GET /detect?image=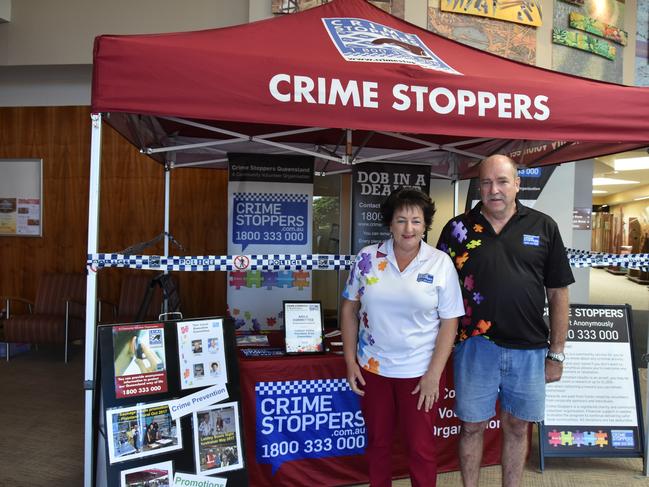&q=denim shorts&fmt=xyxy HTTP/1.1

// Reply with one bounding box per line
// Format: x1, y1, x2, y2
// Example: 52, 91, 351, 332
453, 336, 546, 423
